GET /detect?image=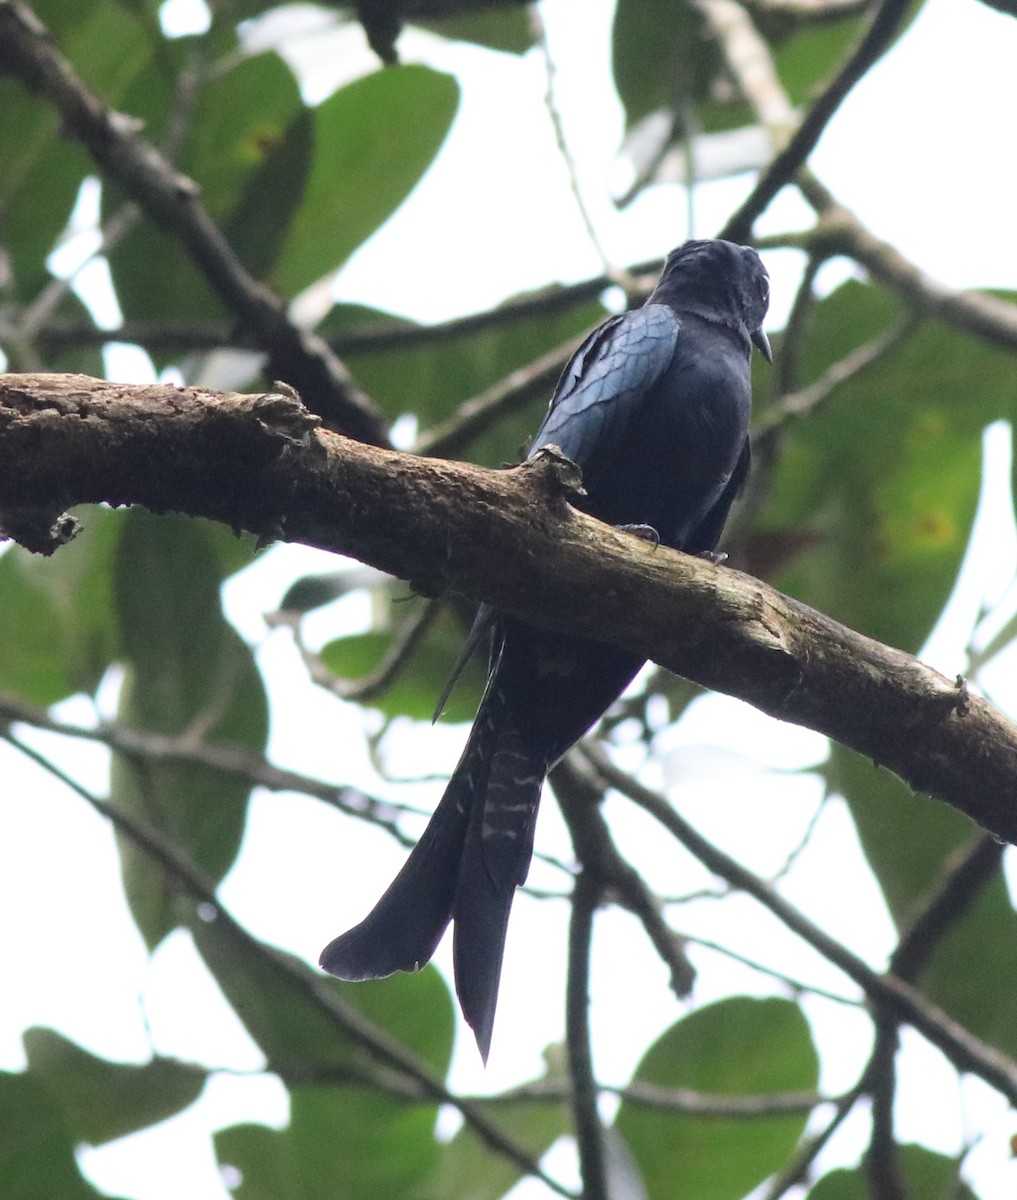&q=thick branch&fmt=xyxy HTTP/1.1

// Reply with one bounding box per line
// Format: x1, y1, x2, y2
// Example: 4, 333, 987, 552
0, 0, 388, 445
3, 373, 1017, 848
